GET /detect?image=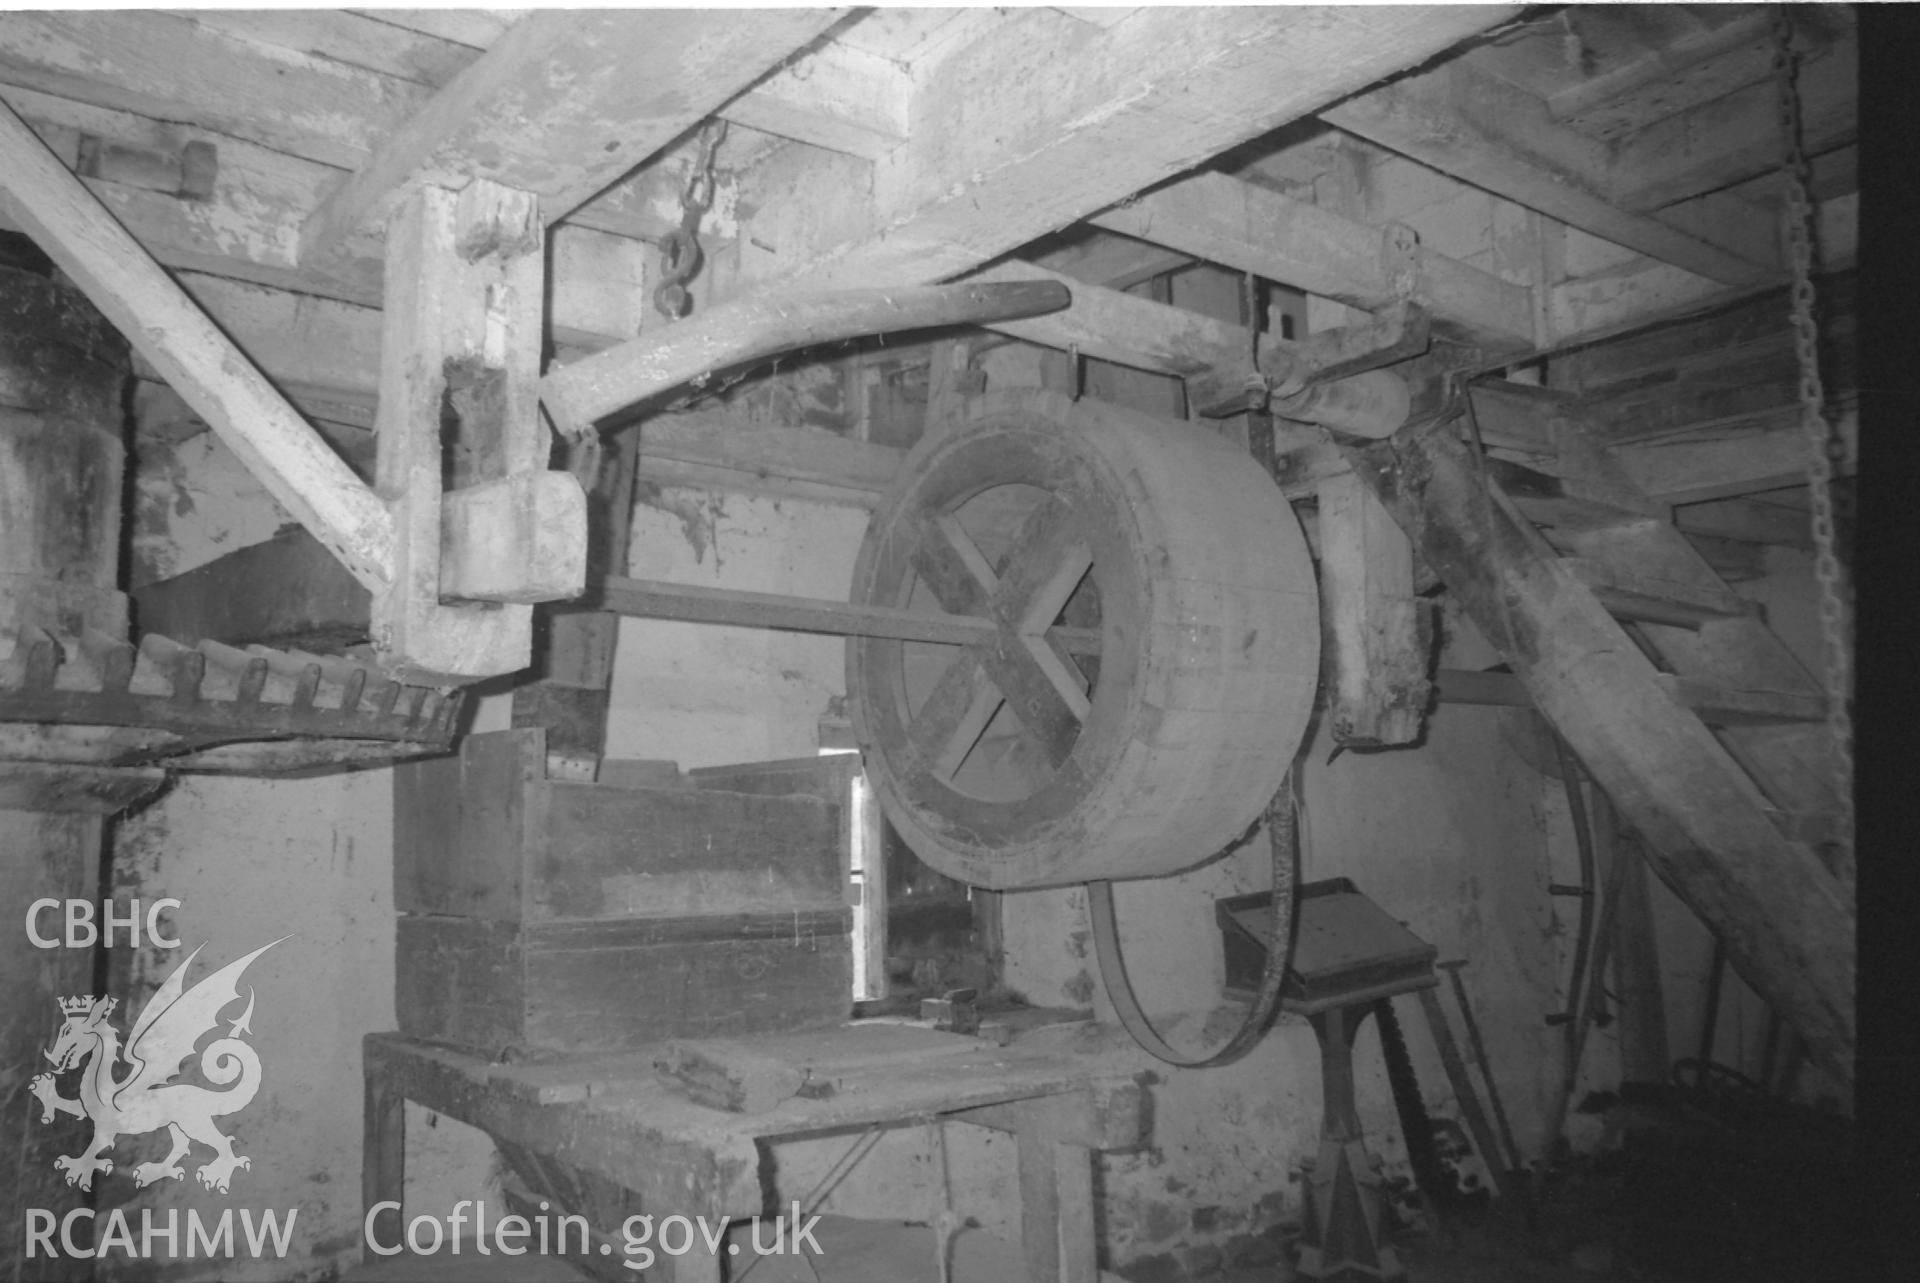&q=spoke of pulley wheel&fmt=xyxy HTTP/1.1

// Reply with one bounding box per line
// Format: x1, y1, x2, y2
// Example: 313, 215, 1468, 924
901, 496, 1092, 770
909, 513, 999, 616
996, 496, 1093, 635
907, 651, 1006, 780
991, 496, 1095, 717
